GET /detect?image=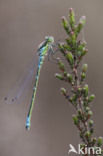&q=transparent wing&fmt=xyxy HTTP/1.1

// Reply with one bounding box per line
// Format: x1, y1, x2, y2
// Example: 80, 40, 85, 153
37, 40, 46, 51
2, 56, 36, 105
